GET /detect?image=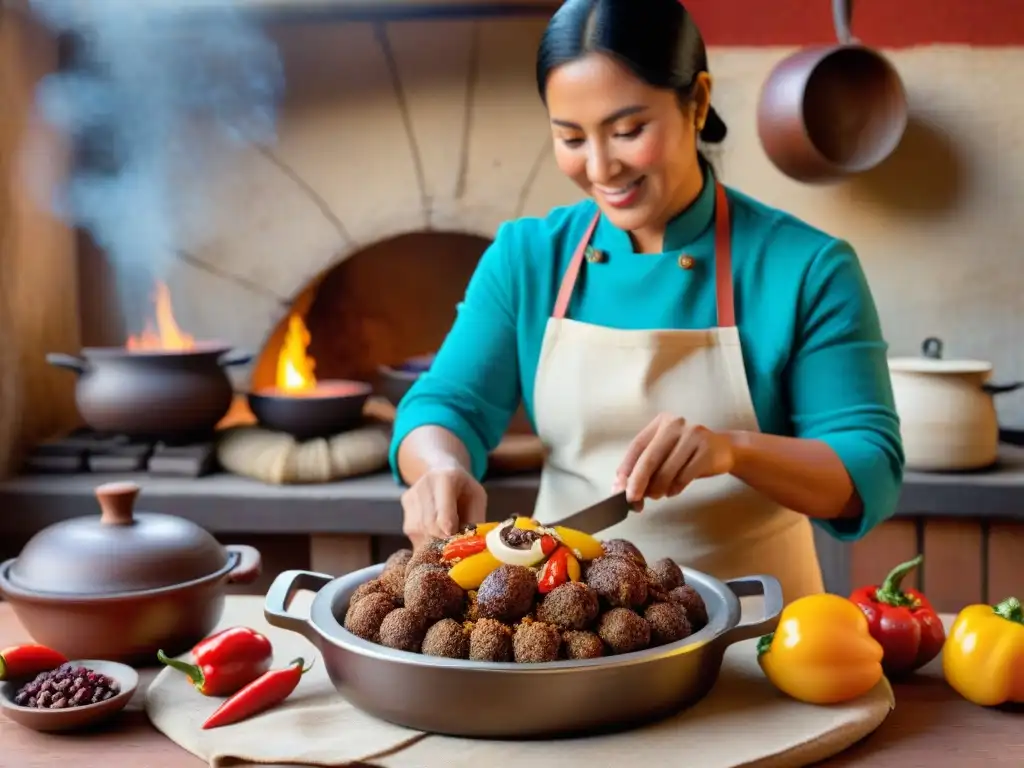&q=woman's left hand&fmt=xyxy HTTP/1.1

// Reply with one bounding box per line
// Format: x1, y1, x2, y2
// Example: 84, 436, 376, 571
614, 413, 736, 510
